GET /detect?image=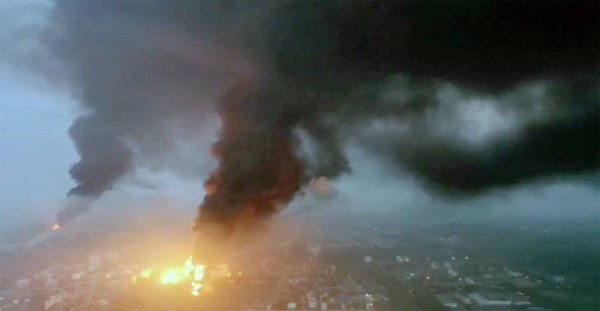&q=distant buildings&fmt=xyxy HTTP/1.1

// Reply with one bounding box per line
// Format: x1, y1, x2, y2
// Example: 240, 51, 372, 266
434, 293, 458, 309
